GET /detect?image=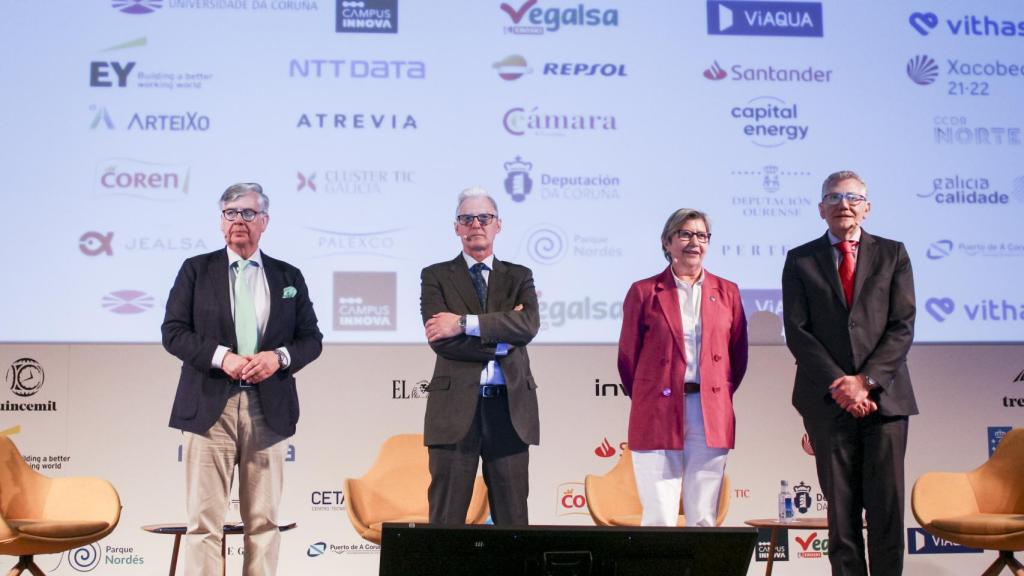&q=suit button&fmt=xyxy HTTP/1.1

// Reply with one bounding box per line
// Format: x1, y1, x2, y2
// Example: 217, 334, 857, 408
713, 354, 722, 362
849, 321, 856, 329
661, 388, 672, 397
